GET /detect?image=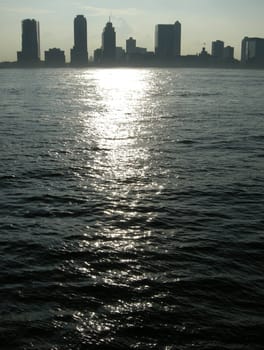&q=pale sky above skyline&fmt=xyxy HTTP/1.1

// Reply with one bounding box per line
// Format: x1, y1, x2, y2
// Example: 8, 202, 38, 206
0, 0, 263, 62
